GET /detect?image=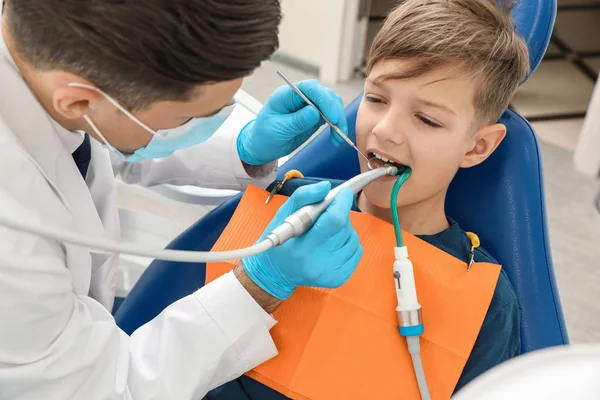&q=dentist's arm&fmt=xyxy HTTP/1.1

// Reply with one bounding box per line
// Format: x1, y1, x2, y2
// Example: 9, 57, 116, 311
112, 80, 348, 191
235, 265, 282, 313
0, 183, 361, 400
